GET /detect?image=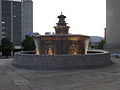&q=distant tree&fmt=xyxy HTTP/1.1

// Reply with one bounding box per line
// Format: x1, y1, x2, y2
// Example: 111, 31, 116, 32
1, 38, 14, 57
96, 40, 106, 49
21, 35, 35, 51
89, 41, 98, 49
89, 42, 94, 49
